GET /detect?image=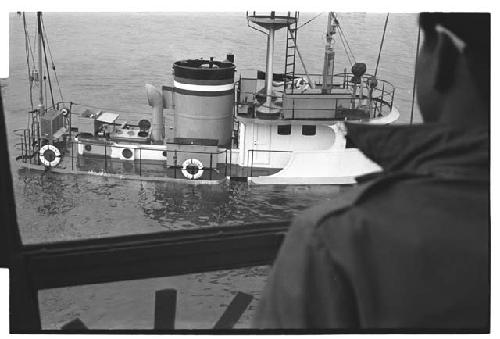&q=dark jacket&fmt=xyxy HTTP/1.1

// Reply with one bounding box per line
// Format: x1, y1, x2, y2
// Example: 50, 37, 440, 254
254, 123, 489, 331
